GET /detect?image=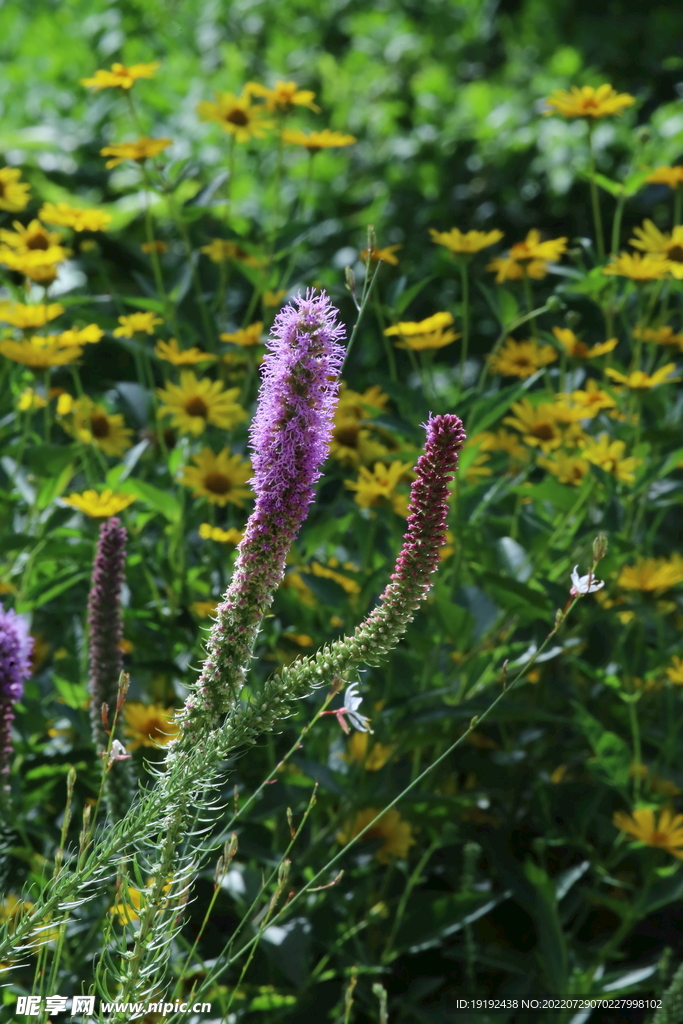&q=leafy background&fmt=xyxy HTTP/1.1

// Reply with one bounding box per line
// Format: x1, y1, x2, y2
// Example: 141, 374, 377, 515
2, 1, 683, 1023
